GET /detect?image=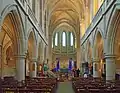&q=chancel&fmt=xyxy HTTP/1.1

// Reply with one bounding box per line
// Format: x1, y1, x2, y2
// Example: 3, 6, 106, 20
1, 0, 120, 93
